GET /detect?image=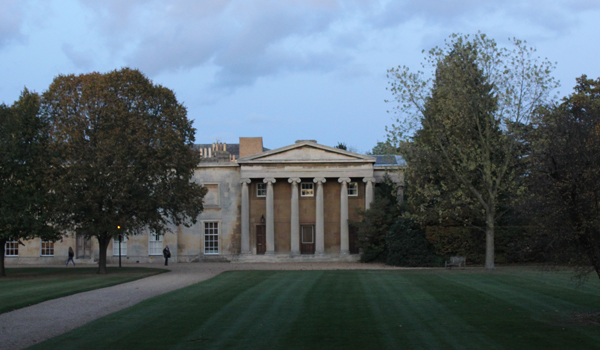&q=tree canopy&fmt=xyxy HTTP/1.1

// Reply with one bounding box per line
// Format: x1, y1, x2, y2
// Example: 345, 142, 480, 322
43, 68, 207, 274
527, 75, 600, 279
386, 33, 558, 269
351, 175, 400, 263
0, 90, 59, 277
